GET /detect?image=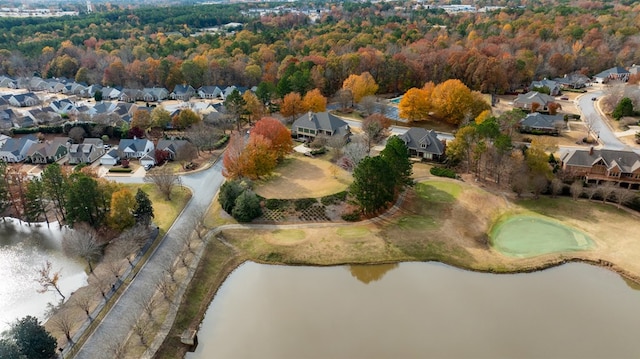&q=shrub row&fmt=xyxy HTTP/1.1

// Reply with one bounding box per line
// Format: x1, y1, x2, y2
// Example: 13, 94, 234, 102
265, 198, 289, 210
294, 198, 317, 211
430, 166, 457, 179
321, 191, 347, 205
341, 211, 361, 221
214, 135, 229, 149
108, 167, 133, 173
12, 125, 64, 135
